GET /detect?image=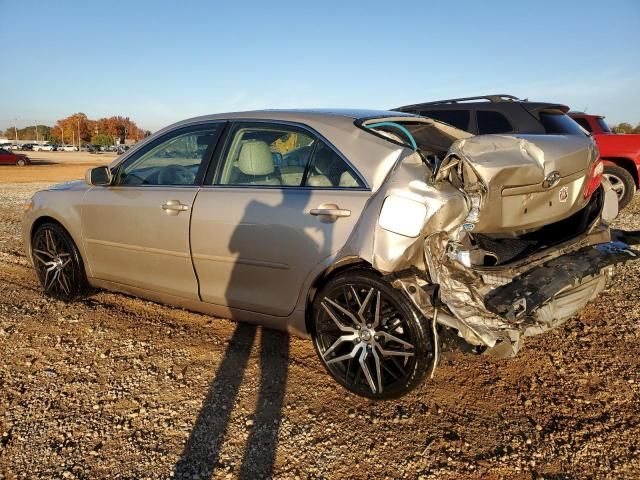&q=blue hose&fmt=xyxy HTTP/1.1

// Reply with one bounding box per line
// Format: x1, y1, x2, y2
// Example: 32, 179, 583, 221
365, 121, 418, 150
